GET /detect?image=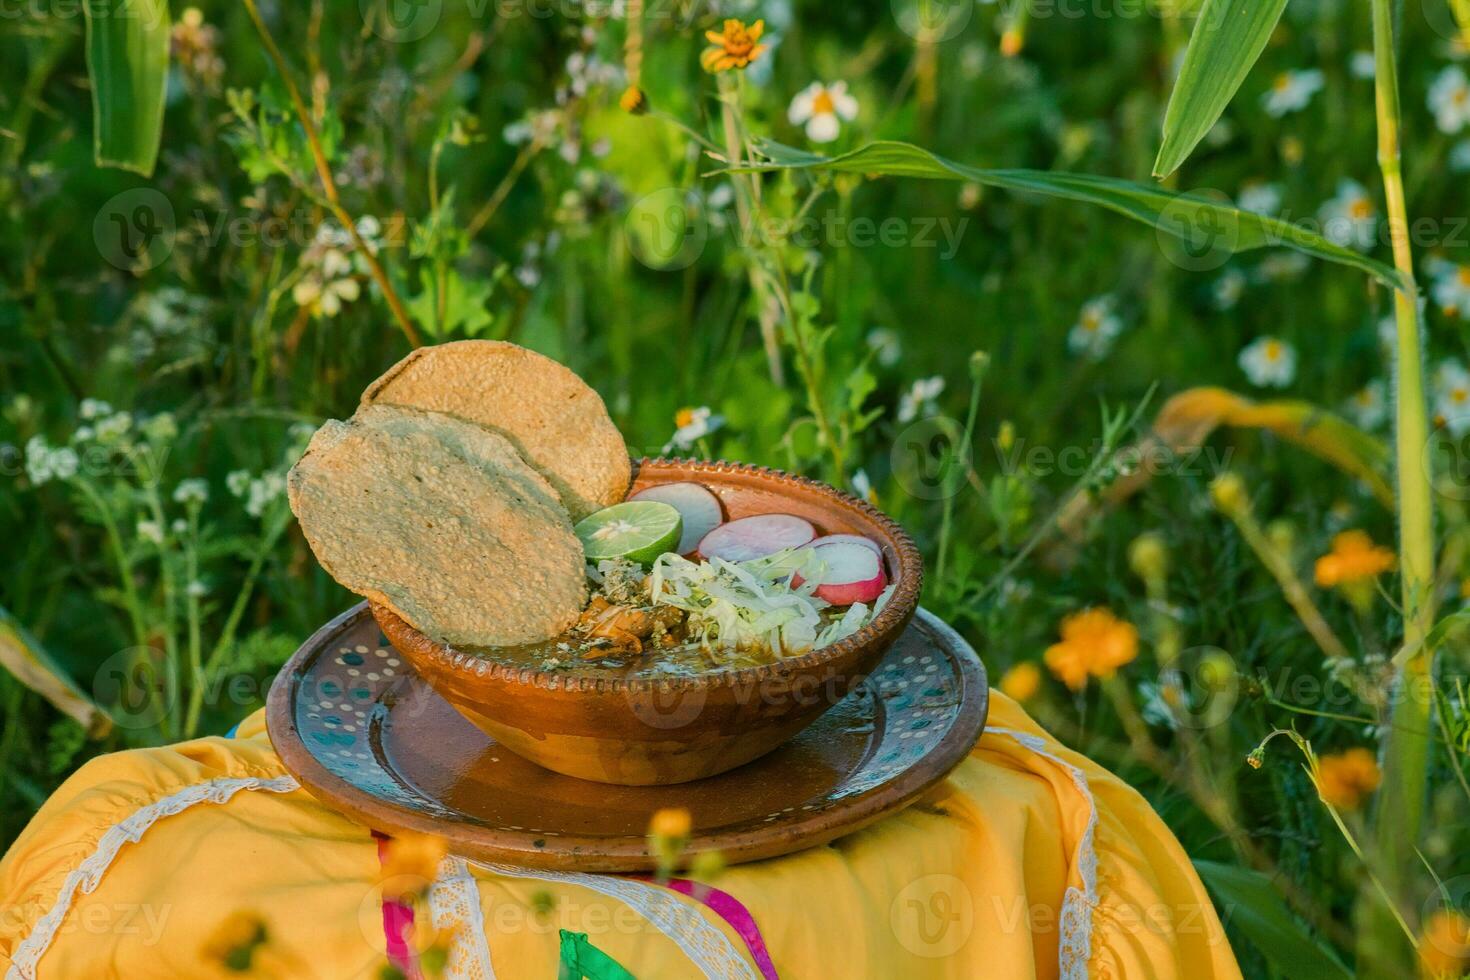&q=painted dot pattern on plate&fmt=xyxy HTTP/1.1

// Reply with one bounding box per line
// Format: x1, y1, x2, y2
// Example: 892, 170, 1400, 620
288, 607, 978, 846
